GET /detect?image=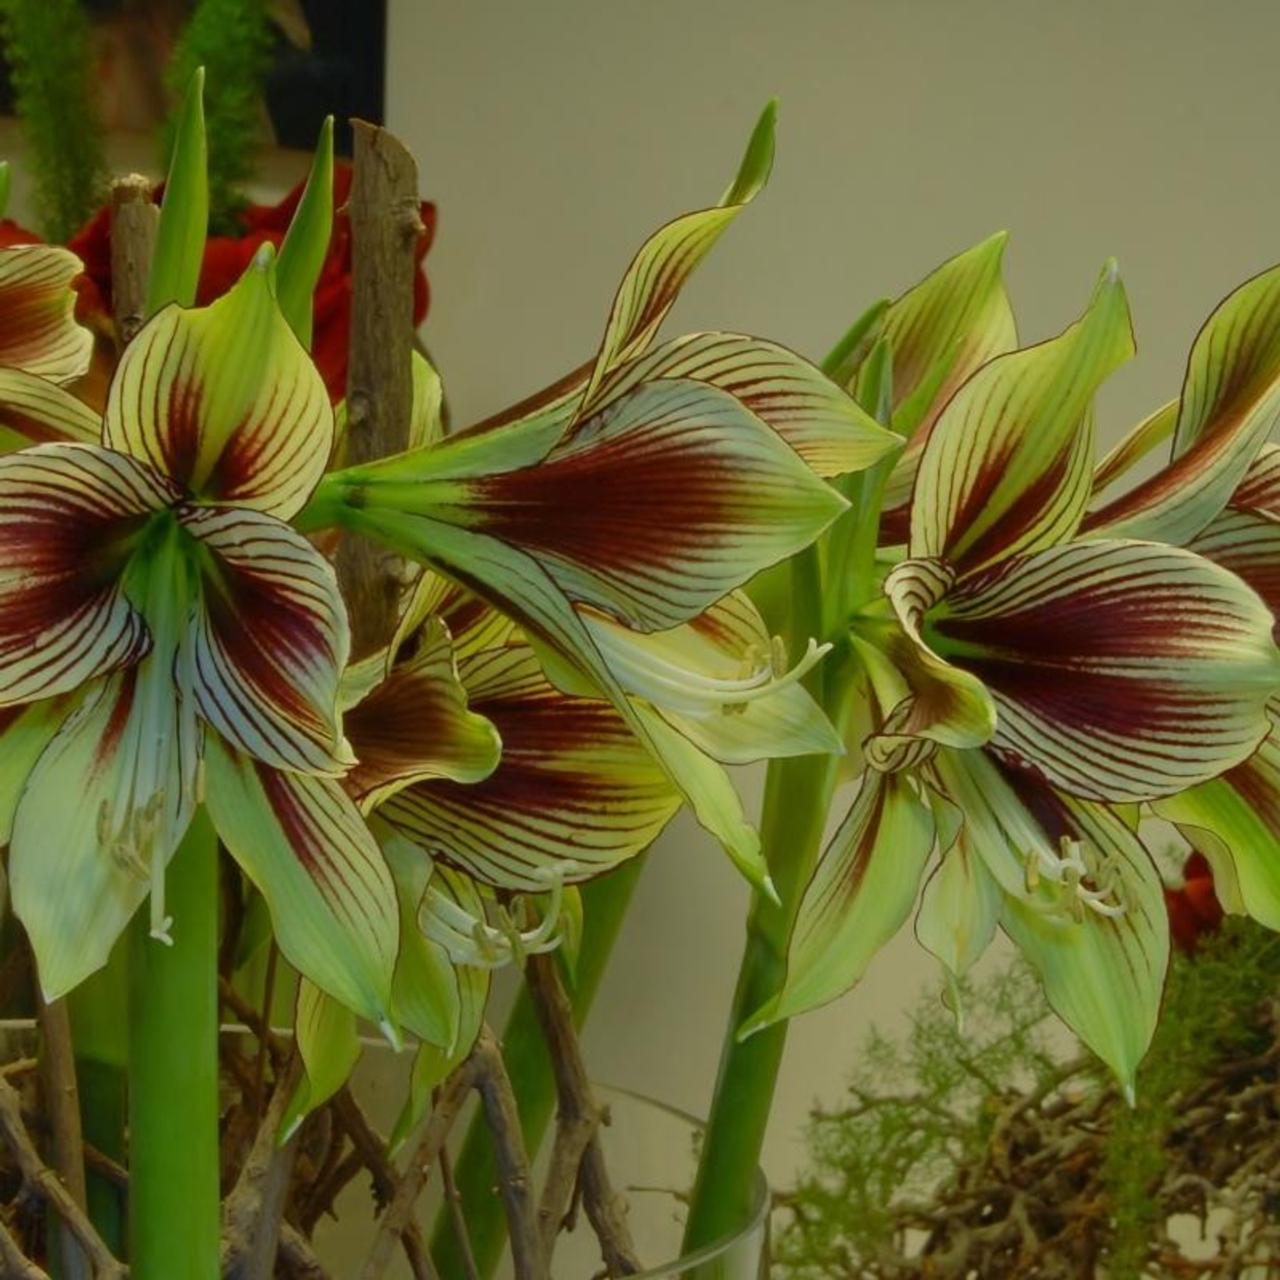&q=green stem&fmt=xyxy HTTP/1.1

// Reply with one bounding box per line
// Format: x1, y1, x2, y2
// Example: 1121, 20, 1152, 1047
683, 451, 884, 1251
681, 742, 845, 1250
431, 858, 644, 1280
68, 950, 129, 1256
128, 808, 220, 1279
